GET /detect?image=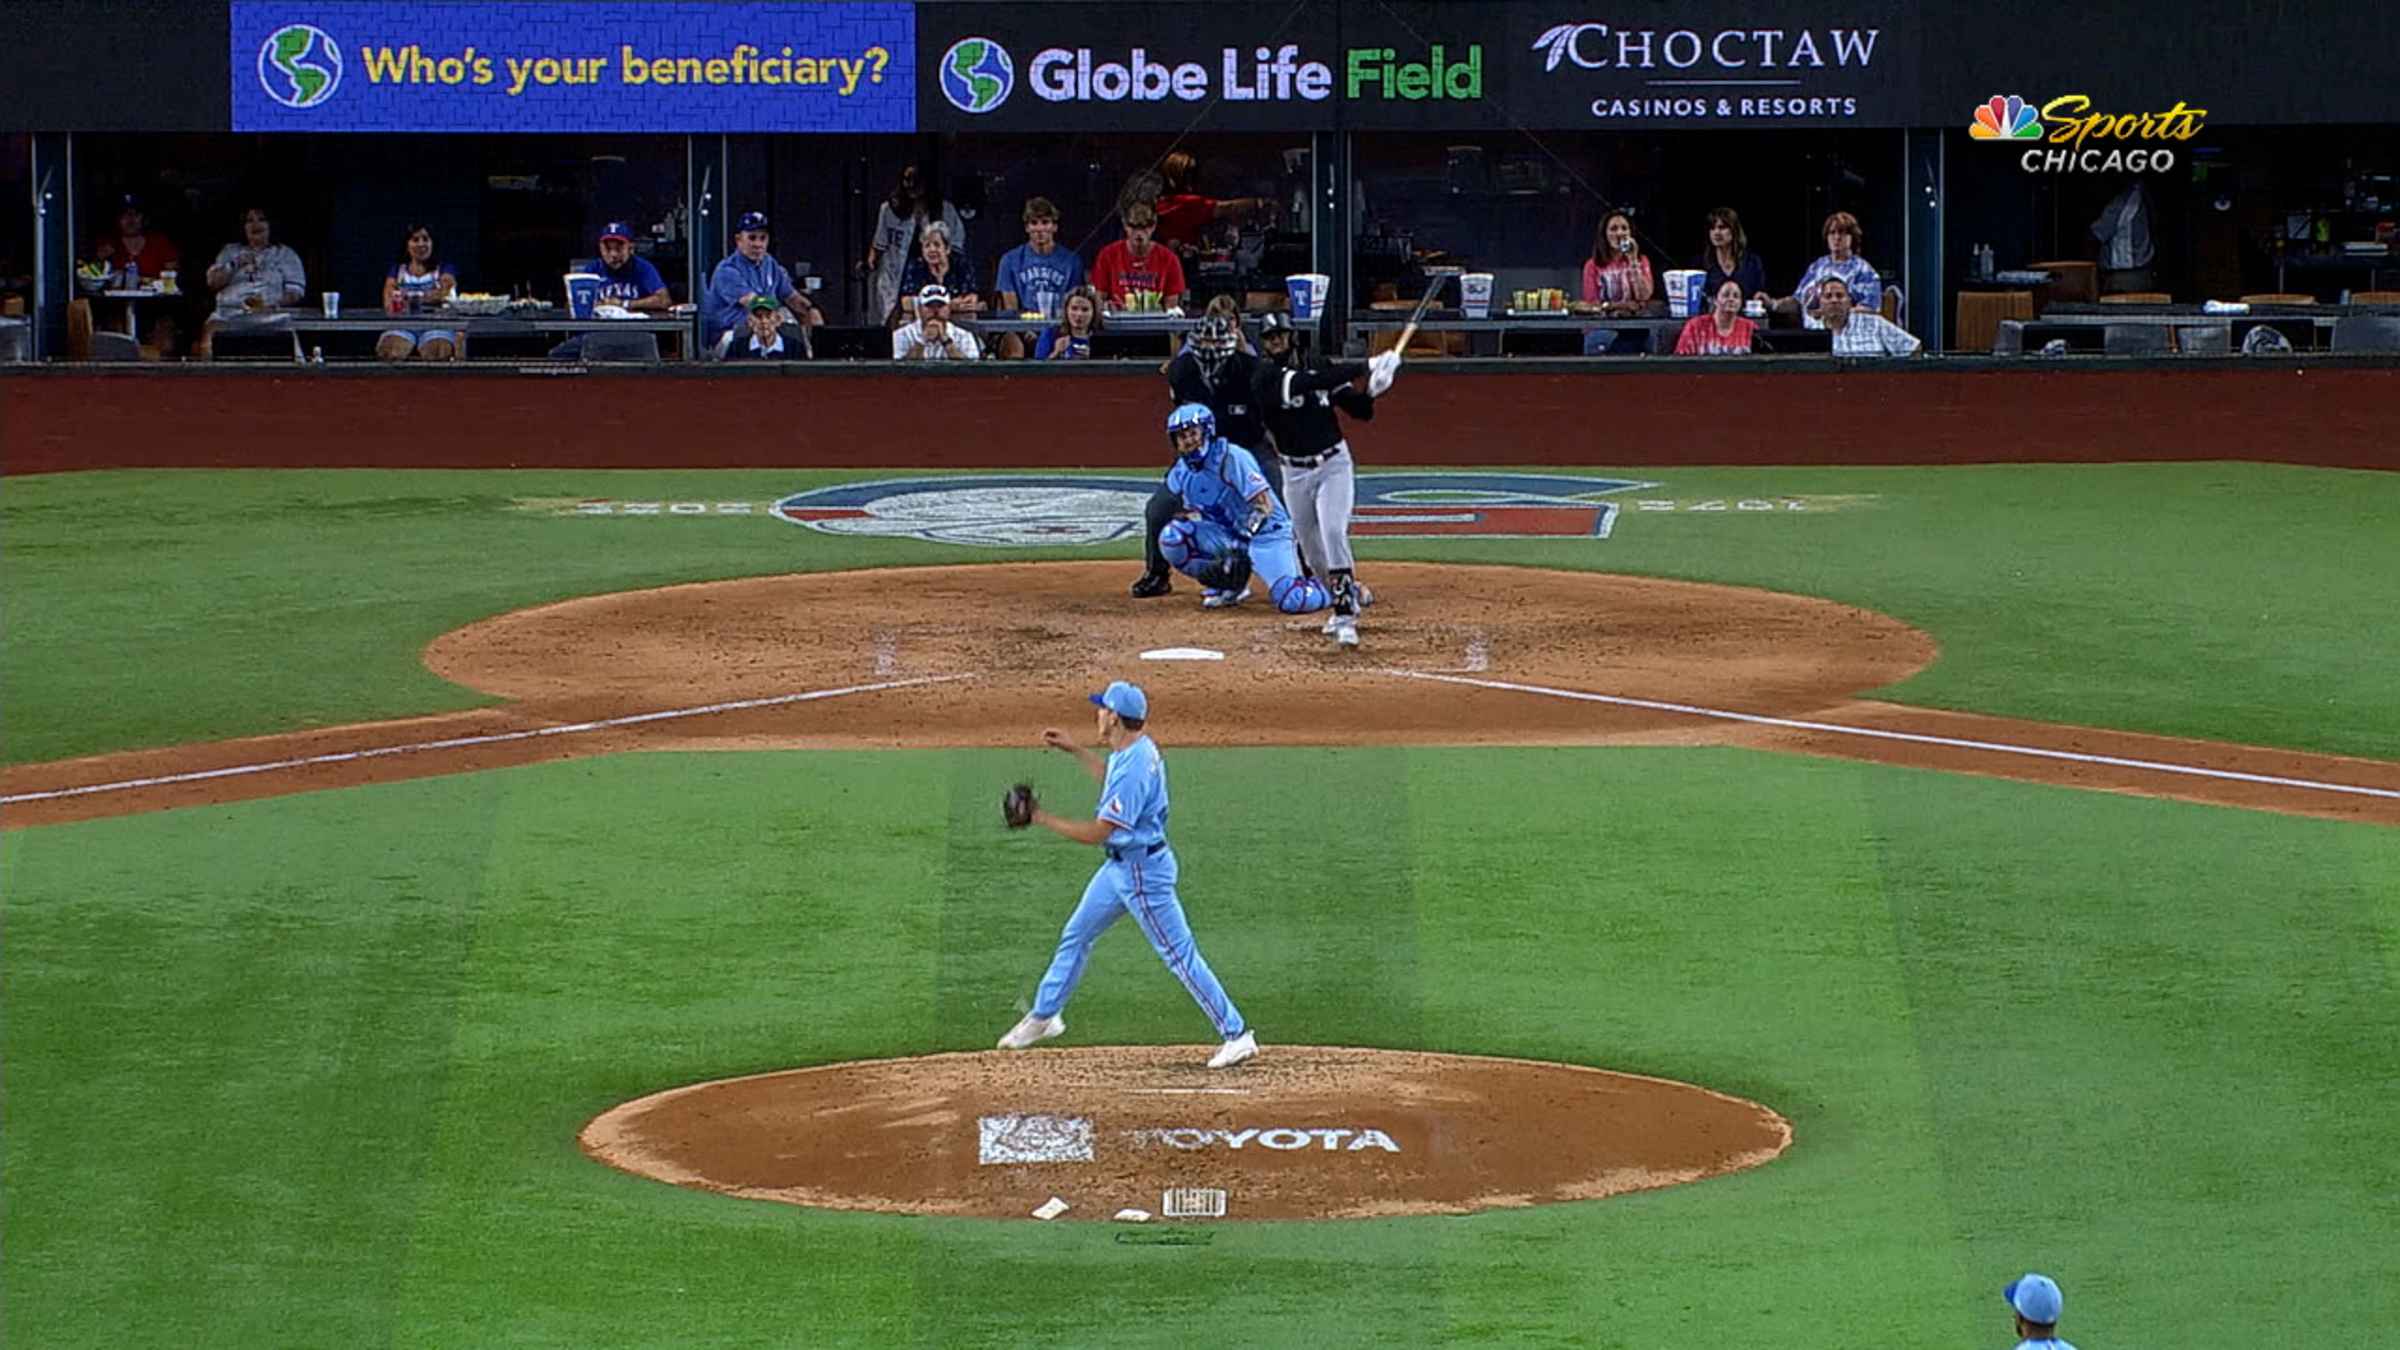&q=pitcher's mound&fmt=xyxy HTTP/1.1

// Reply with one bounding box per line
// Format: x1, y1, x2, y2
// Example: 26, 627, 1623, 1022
581, 1046, 1791, 1221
